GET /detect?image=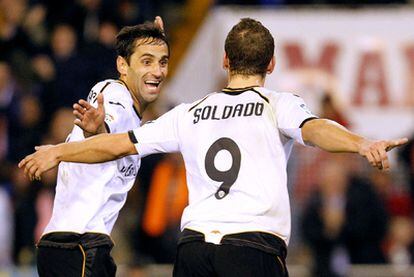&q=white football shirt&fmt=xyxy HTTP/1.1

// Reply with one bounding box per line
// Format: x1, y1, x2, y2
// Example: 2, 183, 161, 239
44, 79, 141, 236
131, 87, 316, 244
